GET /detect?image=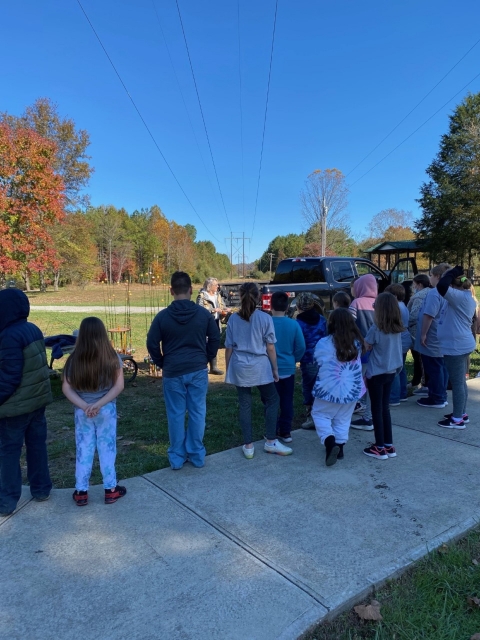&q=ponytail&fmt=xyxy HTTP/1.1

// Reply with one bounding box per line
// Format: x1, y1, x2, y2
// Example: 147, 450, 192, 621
453, 276, 472, 290
238, 283, 259, 322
